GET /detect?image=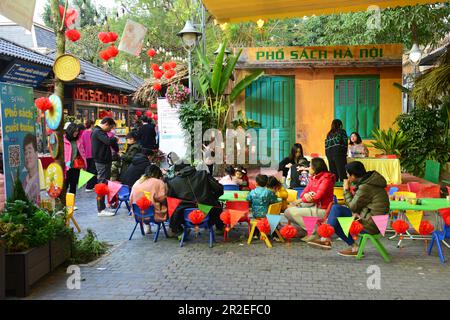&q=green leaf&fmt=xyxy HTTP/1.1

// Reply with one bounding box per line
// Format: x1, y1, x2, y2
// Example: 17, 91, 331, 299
211, 42, 227, 95
219, 49, 242, 95
229, 69, 264, 103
